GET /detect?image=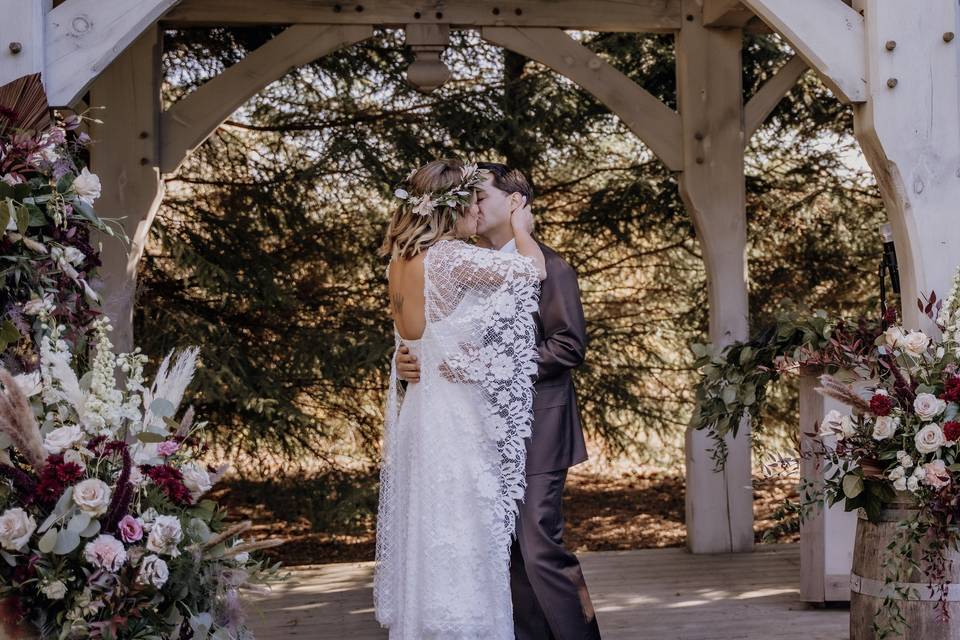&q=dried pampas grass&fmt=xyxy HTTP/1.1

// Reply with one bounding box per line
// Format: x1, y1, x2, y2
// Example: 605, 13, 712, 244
815, 373, 872, 414
0, 368, 47, 469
